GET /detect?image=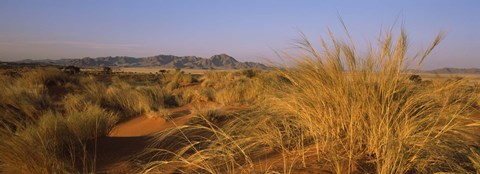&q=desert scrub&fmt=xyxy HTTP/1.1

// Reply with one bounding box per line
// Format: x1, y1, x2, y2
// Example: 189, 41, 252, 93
200, 71, 234, 89
196, 87, 216, 102
175, 87, 216, 106
0, 70, 54, 131
165, 71, 190, 91
103, 85, 151, 120
0, 84, 50, 129
15, 67, 71, 87
138, 86, 168, 110
188, 106, 229, 127
166, 78, 180, 91
178, 89, 196, 104
0, 112, 80, 173
78, 76, 108, 103
178, 73, 194, 84
64, 102, 119, 140
214, 76, 263, 106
